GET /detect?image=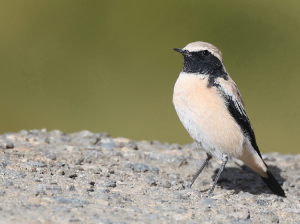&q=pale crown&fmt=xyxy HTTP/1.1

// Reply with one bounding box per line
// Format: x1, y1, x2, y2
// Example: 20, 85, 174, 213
183, 41, 223, 62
